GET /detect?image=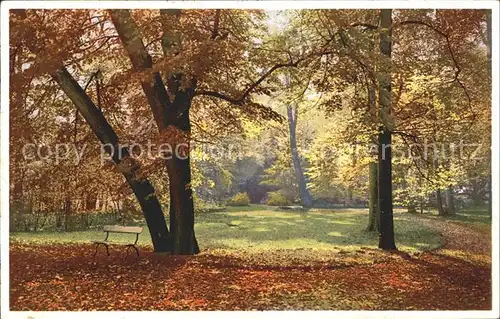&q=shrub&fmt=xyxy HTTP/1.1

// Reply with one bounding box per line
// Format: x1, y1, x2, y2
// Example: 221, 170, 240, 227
227, 192, 251, 206
266, 192, 292, 206
194, 195, 225, 214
